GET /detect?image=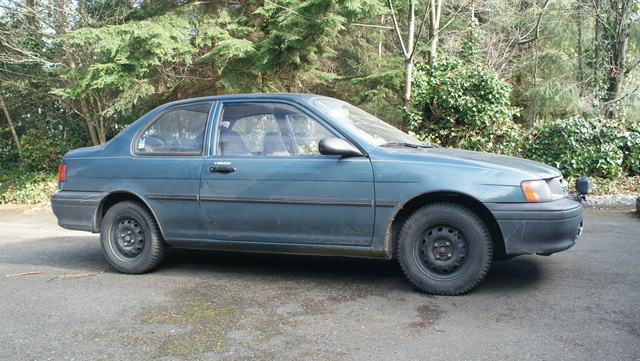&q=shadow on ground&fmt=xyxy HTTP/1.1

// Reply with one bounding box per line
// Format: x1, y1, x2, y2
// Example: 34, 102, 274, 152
2, 234, 544, 295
